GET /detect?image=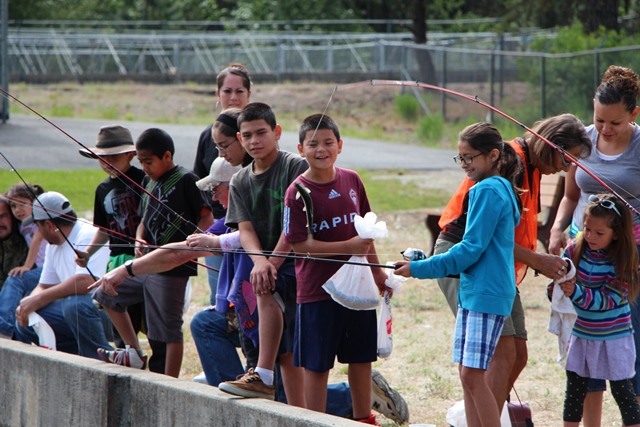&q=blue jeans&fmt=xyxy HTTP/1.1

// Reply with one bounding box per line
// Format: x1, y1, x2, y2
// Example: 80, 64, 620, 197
190, 307, 354, 417
631, 302, 640, 395
204, 255, 223, 305
0, 268, 42, 338
15, 293, 113, 360
190, 307, 245, 386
